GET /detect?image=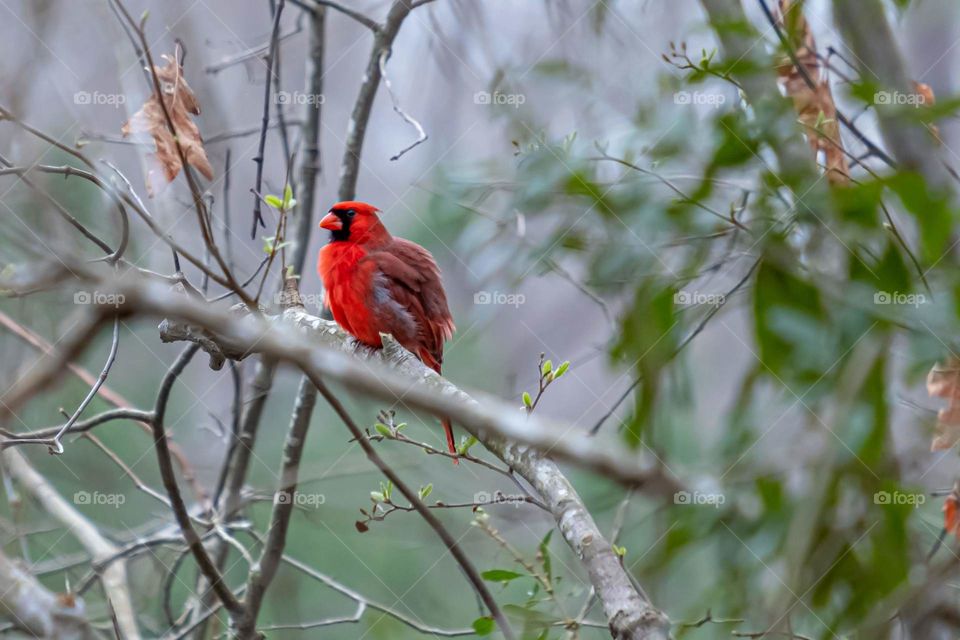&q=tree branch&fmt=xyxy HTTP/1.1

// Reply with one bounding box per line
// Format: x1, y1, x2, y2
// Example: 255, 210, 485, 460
69, 272, 678, 638
235, 376, 316, 638
305, 372, 517, 639
338, 0, 418, 200
151, 344, 244, 616
0, 547, 90, 638
311, 0, 379, 32
1, 448, 140, 639
250, 0, 286, 237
